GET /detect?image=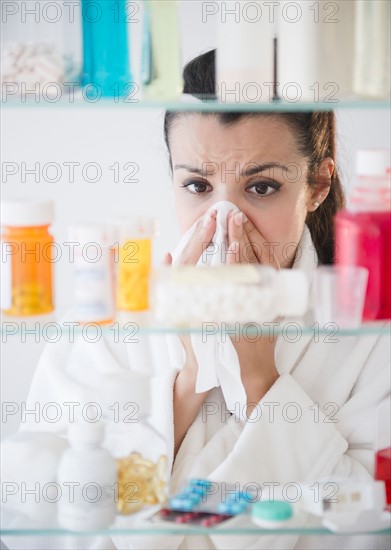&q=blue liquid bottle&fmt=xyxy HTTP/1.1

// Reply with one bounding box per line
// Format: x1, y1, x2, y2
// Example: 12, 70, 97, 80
81, 0, 133, 98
